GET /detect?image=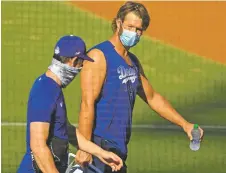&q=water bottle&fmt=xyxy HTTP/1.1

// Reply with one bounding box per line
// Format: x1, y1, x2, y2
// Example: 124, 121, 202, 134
189, 124, 201, 151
